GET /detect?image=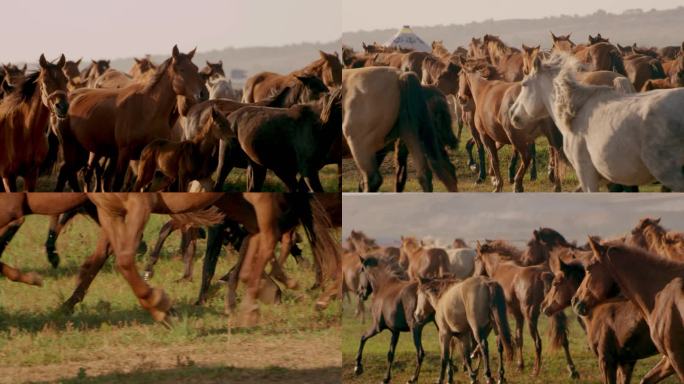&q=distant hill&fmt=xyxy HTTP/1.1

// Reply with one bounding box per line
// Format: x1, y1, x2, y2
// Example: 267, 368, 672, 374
108, 40, 341, 87
342, 7, 684, 51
